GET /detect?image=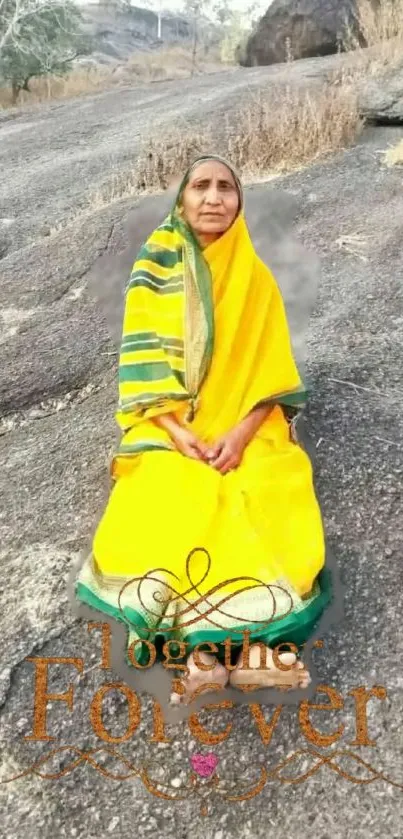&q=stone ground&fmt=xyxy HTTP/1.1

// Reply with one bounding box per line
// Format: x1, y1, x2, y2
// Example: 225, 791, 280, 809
1, 56, 403, 839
